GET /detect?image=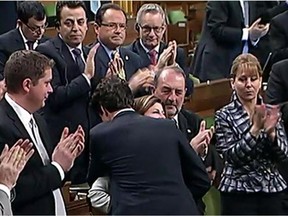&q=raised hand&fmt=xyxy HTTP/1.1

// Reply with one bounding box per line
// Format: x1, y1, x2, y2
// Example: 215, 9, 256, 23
128, 68, 154, 93
84, 43, 100, 79
263, 104, 280, 141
